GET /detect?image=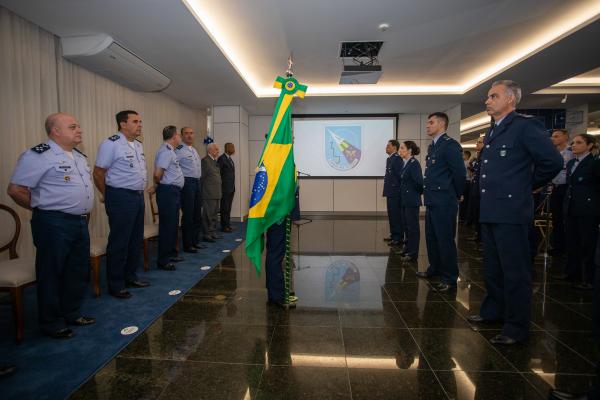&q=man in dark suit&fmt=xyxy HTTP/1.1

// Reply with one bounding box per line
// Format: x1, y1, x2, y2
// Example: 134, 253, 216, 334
383, 139, 403, 247
201, 143, 222, 242
467, 80, 563, 346
416, 112, 466, 293
217, 142, 236, 232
